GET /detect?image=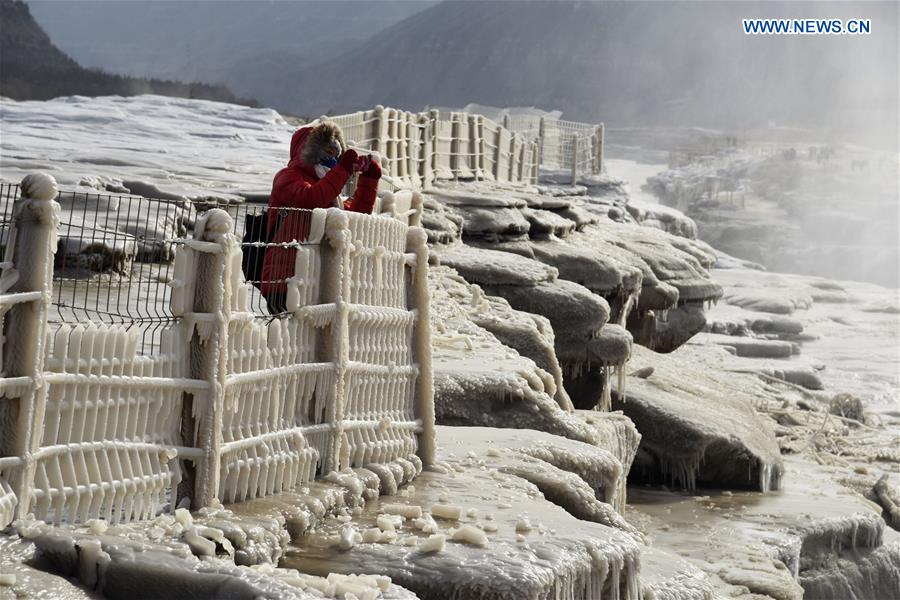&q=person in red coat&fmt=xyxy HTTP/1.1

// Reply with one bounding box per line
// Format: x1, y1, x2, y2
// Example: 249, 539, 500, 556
262, 121, 381, 313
